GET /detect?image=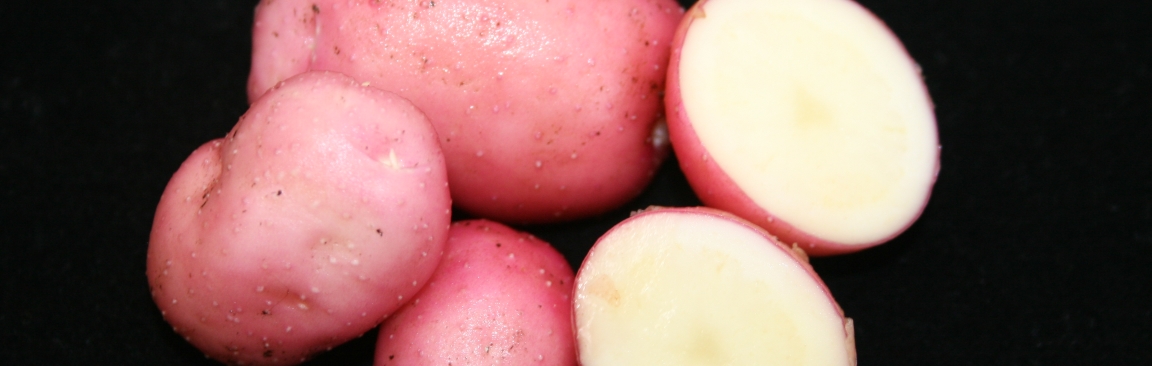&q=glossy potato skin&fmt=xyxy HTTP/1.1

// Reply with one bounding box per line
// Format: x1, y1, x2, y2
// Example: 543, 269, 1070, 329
248, 0, 683, 223
374, 220, 576, 366
147, 71, 451, 365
